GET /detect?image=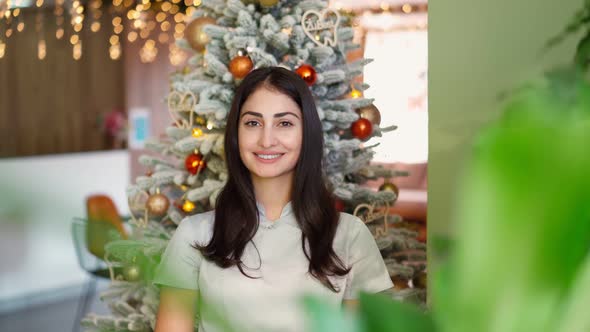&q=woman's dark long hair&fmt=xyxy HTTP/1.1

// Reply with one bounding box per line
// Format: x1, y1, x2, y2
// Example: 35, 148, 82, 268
195, 66, 350, 292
